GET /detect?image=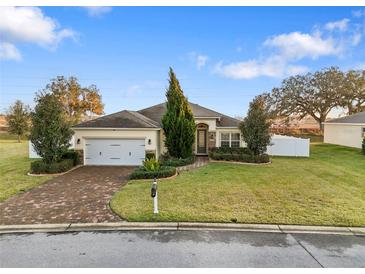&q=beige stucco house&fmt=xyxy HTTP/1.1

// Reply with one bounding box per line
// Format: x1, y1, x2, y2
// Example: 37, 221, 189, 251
72, 102, 242, 165
324, 111, 365, 148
